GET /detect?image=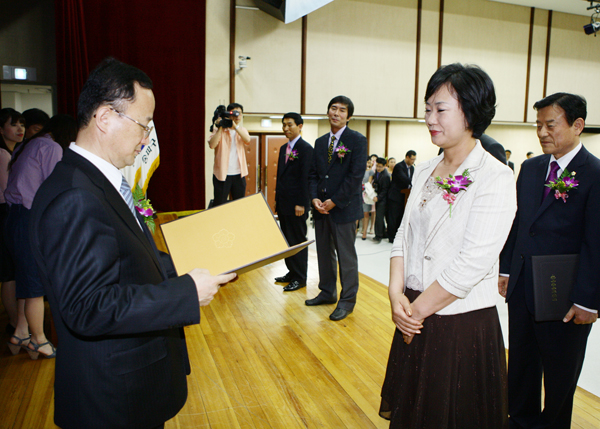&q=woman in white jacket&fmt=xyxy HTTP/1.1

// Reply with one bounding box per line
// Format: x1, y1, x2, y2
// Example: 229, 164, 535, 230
379, 64, 517, 428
